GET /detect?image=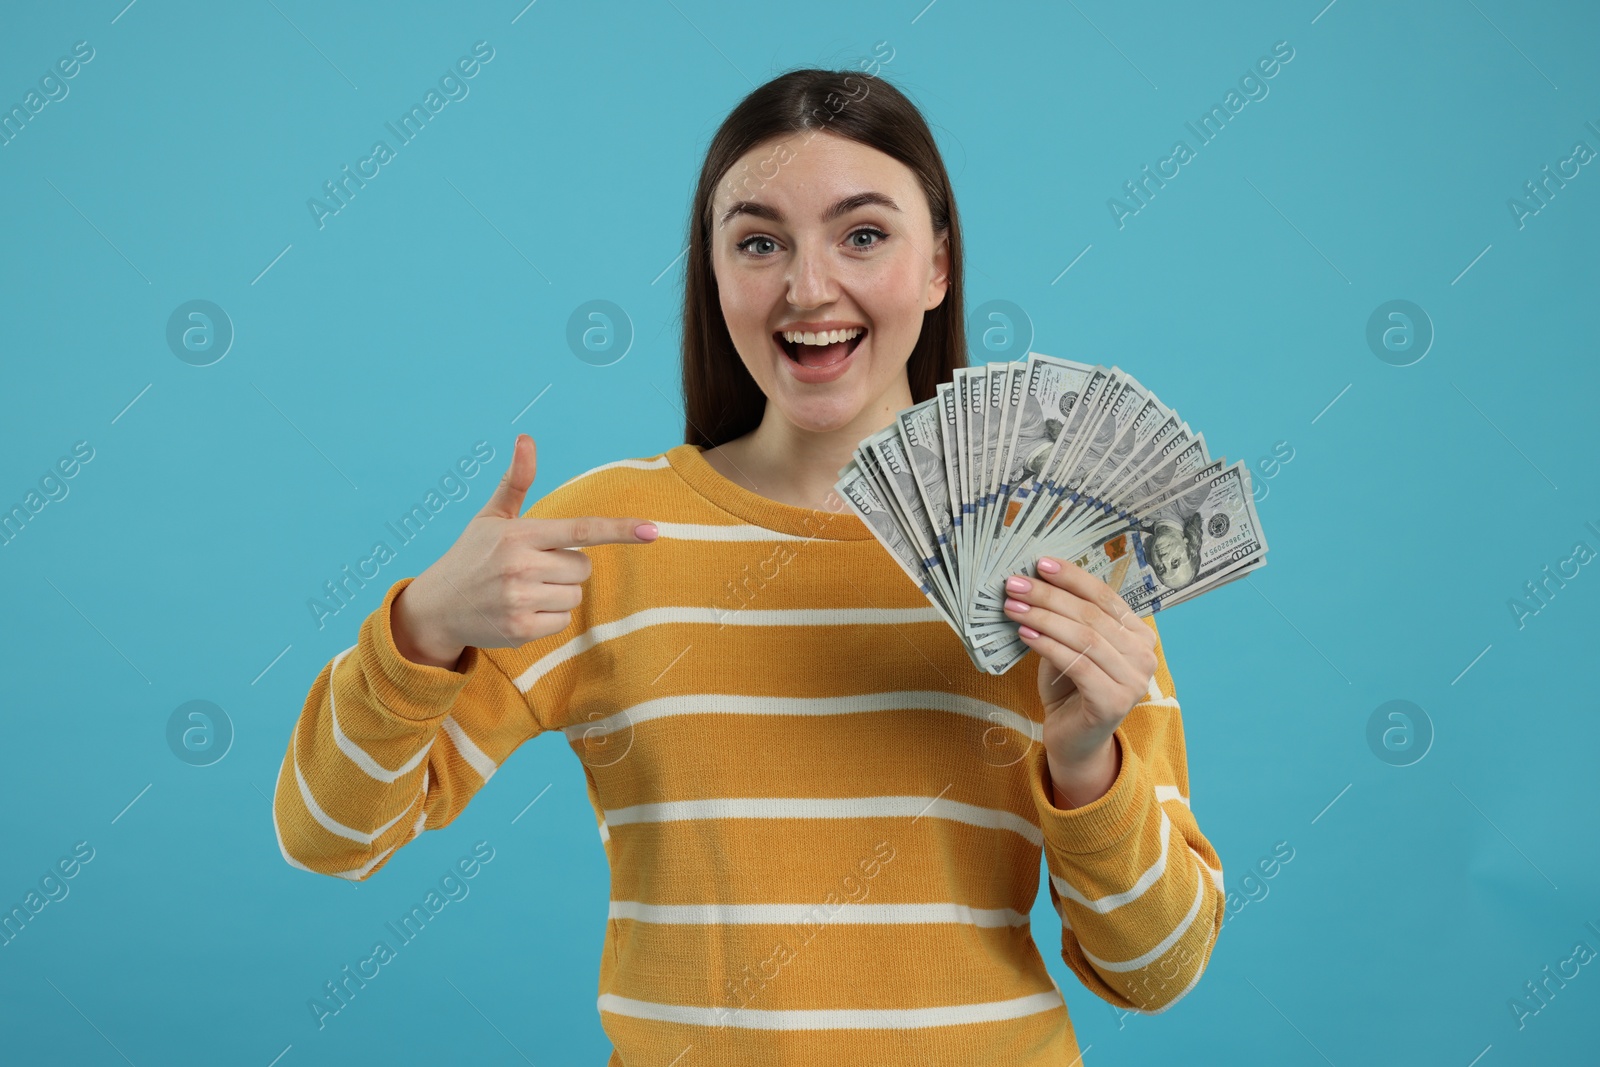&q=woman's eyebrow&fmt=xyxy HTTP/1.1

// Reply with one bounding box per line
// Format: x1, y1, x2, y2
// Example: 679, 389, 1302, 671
718, 191, 901, 227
